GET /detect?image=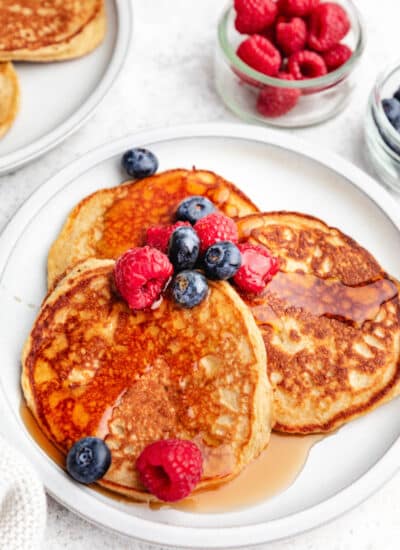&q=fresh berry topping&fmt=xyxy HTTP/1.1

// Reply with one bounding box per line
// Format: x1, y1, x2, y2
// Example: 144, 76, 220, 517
203, 242, 242, 280
233, 243, 279, 294
256, 72, 301, 117
194, 213, 239, 255
234, 0, 278, 34
288, 50, 327, 79
237, 35, 281, 77
307, 3, 350, 52
382, 98, 400, 131
322, 43, 352, 71
168, 226, 200, 271
137, 439, 203, 502
121, 148, 159, 179
114, 246, 173, 310
146, 221, 190, 253
394, 87, 400, 103
278, 0, 319, 17
66, 437, 111, 484
171, 270, 209, 308
176, 196, 216, 225
275, 16, 307, 56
